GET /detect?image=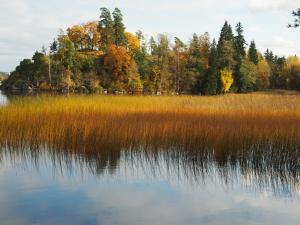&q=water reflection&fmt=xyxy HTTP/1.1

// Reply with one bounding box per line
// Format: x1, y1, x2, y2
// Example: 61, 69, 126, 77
0, 91, 8, 105
0, 145, 300, 225
1, 145, 300, 196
